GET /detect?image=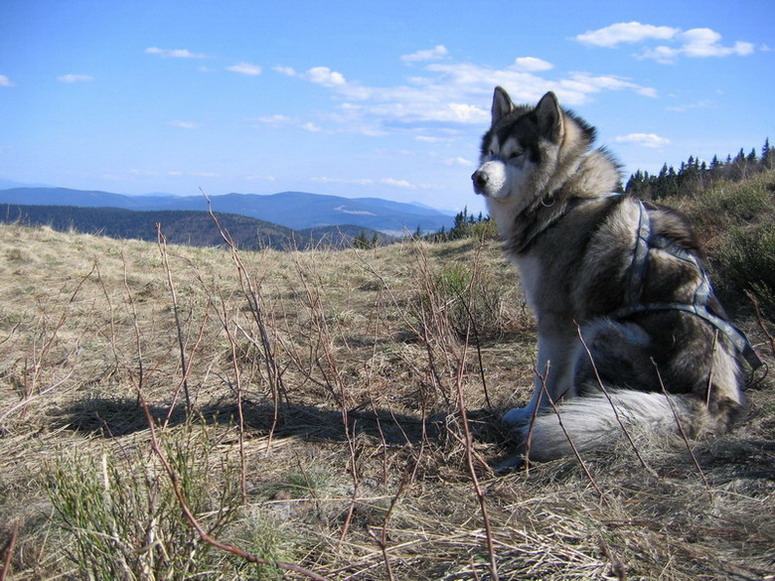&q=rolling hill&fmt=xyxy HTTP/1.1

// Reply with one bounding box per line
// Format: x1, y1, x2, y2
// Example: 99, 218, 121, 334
0, 187, 454, 235
0, 203, 393, 250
